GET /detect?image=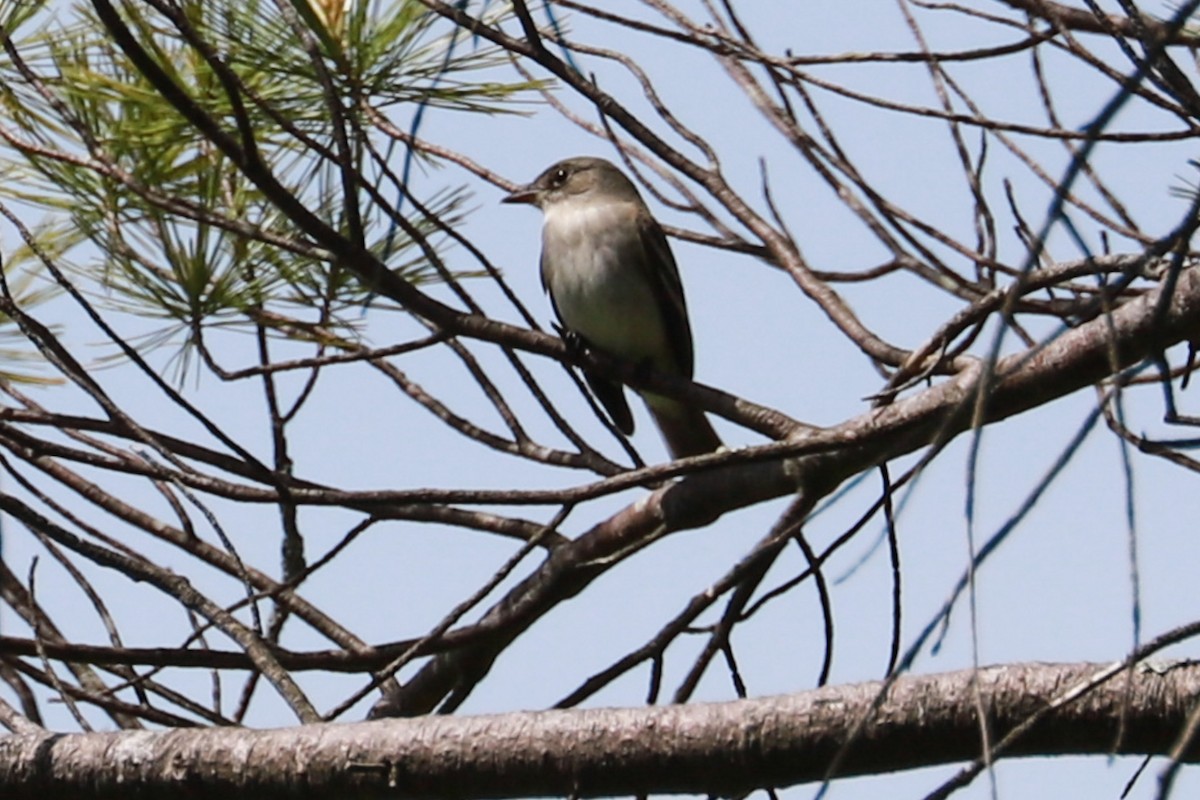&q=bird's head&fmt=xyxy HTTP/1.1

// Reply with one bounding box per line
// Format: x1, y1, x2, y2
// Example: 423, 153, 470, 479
502, 157, 640, 210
